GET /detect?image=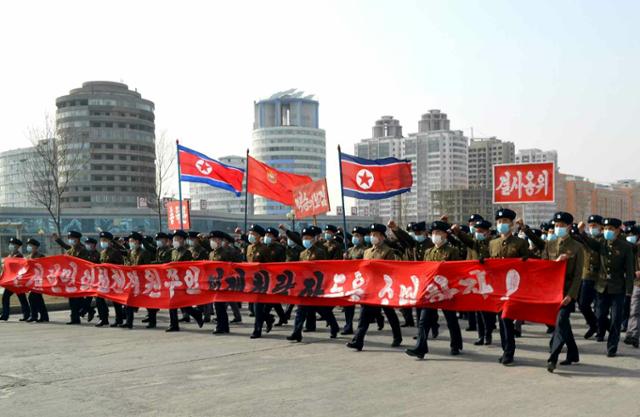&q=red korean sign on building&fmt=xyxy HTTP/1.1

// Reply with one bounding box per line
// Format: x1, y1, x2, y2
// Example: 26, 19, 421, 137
493, 162, 555, 204
292, 178, 331, 219
166, 200, 191, 230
